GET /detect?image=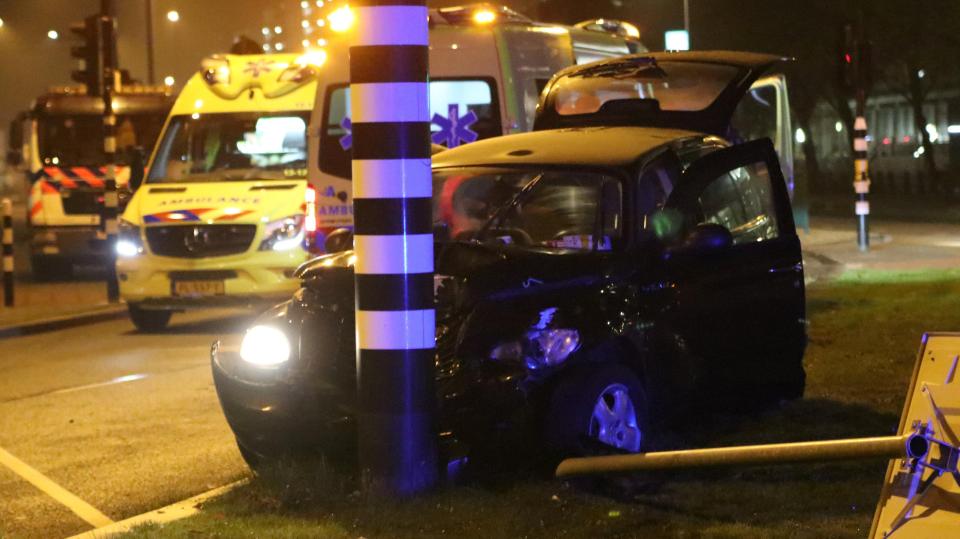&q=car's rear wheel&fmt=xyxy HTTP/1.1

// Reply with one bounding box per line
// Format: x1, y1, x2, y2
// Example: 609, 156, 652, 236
547, 364, 648, 456
128, 304, 172, 332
